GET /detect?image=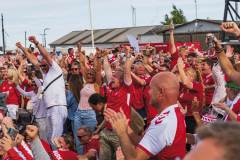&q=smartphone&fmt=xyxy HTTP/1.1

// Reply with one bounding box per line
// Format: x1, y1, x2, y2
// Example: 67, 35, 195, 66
8, 128, 19, 140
